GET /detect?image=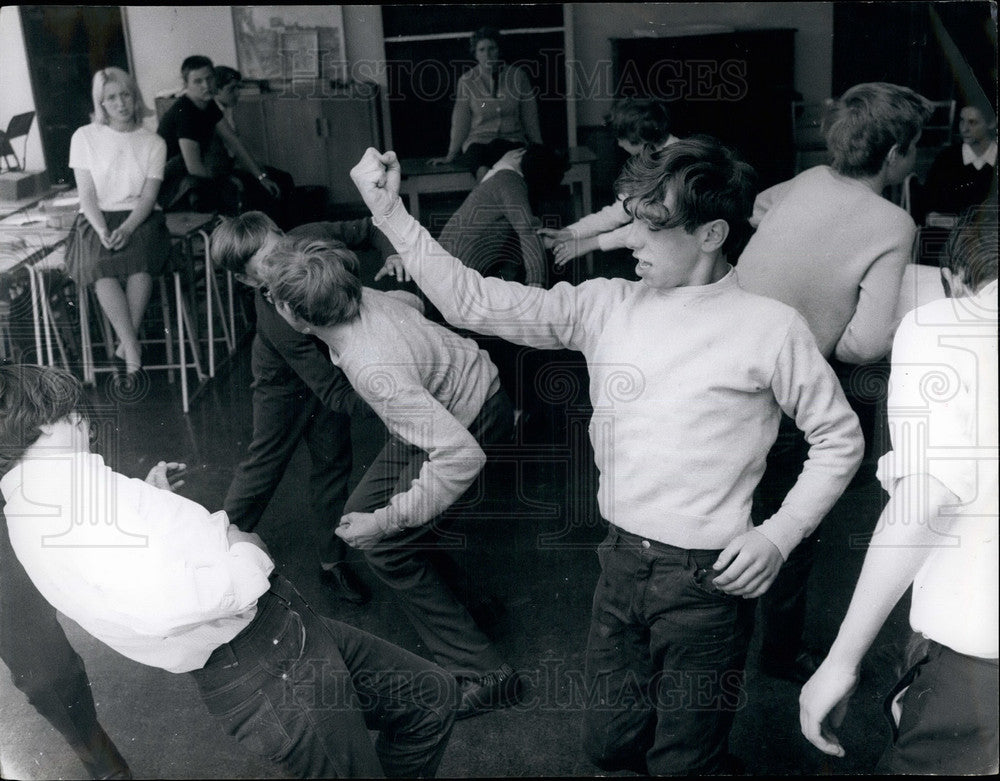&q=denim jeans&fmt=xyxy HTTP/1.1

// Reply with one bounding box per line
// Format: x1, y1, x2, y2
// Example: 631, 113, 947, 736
190, 574, 458, 778
582, 525, 756, 775
0, 510, 128, 778
347, 389, 514, 678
